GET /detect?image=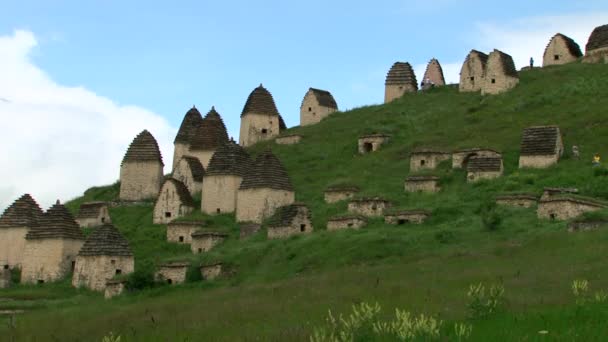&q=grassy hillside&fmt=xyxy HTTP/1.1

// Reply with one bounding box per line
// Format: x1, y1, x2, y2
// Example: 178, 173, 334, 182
3, 62, 608, 341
